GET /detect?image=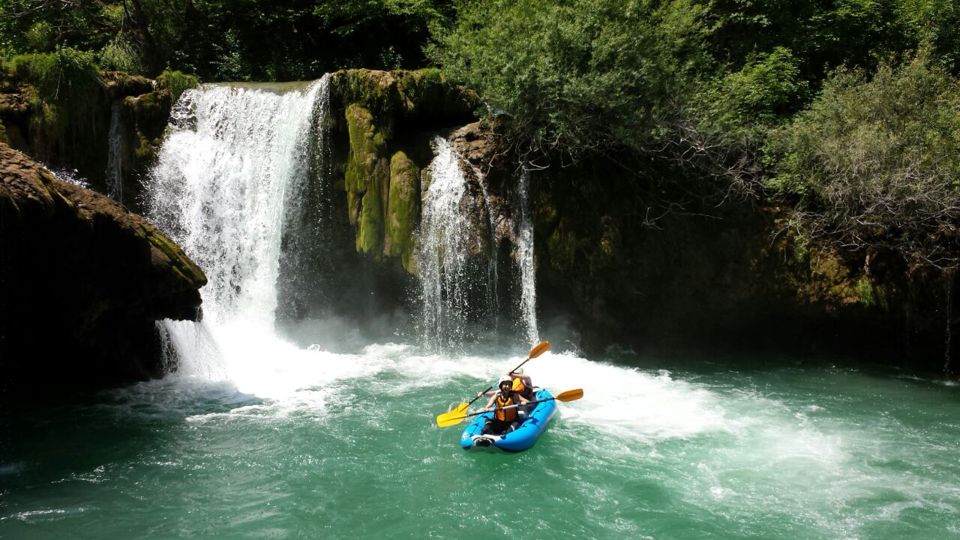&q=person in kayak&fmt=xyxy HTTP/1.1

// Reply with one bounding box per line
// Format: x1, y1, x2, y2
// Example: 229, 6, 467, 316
482, 376, 530, 435
509, 369, 535, 401
476, 370, 535, 400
